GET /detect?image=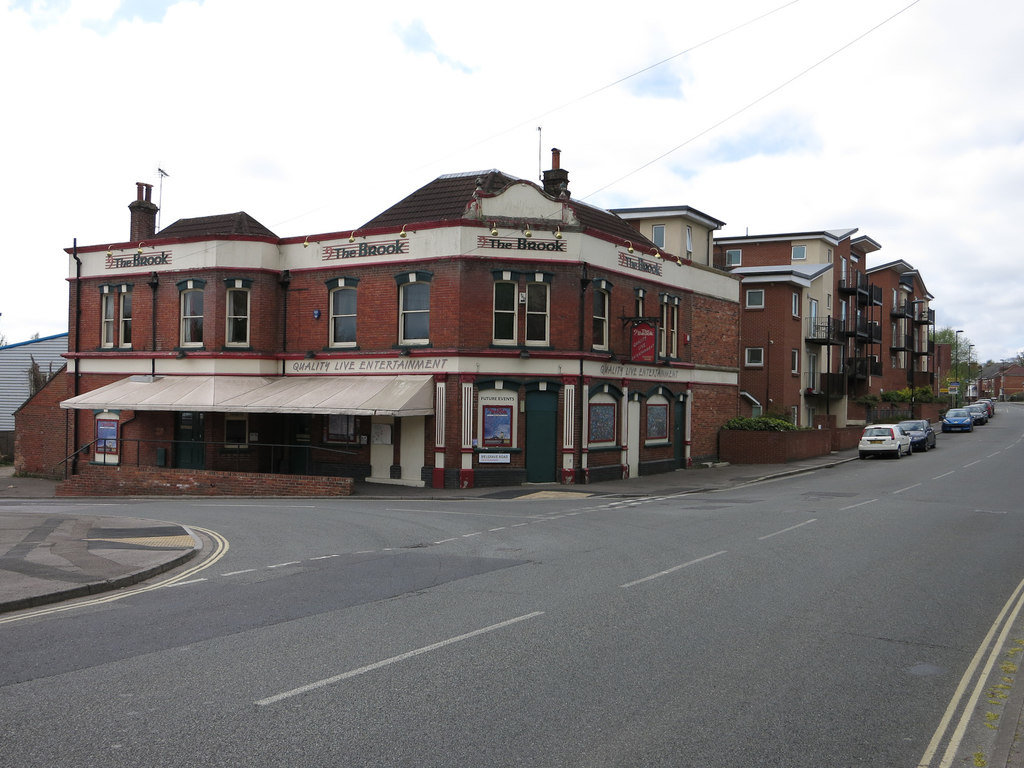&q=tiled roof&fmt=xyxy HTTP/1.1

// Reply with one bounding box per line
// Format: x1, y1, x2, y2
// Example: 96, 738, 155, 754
158, 211, 278, 239
360, 170, 657, 249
